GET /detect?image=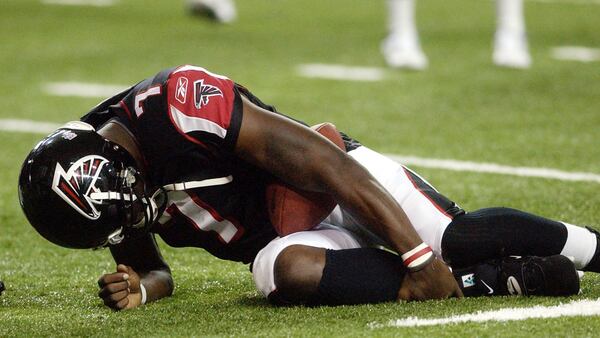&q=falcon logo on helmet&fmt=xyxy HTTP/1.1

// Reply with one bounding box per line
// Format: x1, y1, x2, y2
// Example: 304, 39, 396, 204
194, 79, 223, 109
51, 155, 109, 220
